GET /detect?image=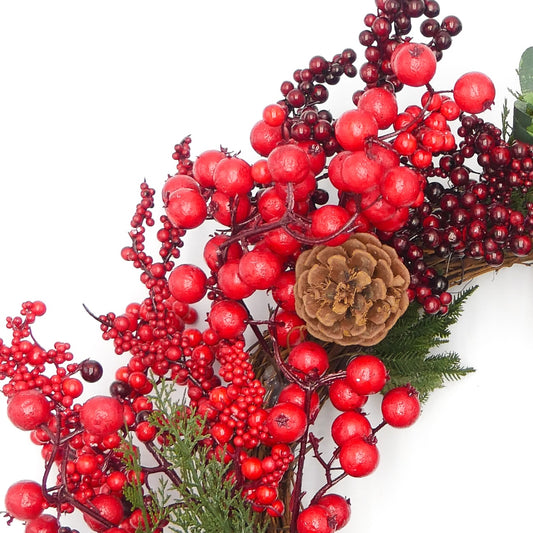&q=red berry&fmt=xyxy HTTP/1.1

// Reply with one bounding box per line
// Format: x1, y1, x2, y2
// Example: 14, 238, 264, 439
310, 205, 351, 246
453, 72, 495, 114
83, 494, 124, 532
193, 149, 225, 188
25, 514, 59, 533
391, 42, 437, 87
381, 385, 421, 427
357, 87, 398, 129
208, 300, 248, 339
287, 341, 329, 378
203, 234, 242, 271
331, 411, 372, 446
335, 109, 378, 151
271, 270, 296, 311
250, 120, 283, 156
346, 355, 388, 395
166, 187, 207, 229
267, 144, 311, 184
80, 396, 124, 437
337, 150, 384, 193
339, 437, 379, 477
213, 156, 254, 196
263, 103, 287, 127
296, 505, 334, 533
273, 310, 307, 348
162, 173, 199, 203
241, 457, 263, 480
7, 390, 51, 431
238, 248, 283, 290
278, 383, 320, 420
317, 494, 351, 531
264, 227, 302, 256
168, 264, 207, 303
217, 260, 255, 300
210, 191, 251, 227
380, 166, 422, 207
5, 480, 45, 521
265, 402, 307, 444
329, 378, 368, 411
251, 159, 272, 185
